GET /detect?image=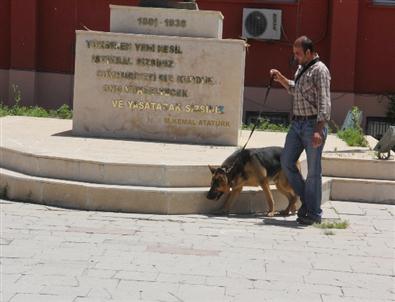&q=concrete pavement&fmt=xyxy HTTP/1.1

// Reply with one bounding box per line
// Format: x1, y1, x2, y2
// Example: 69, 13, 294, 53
1, 199, 394, 302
